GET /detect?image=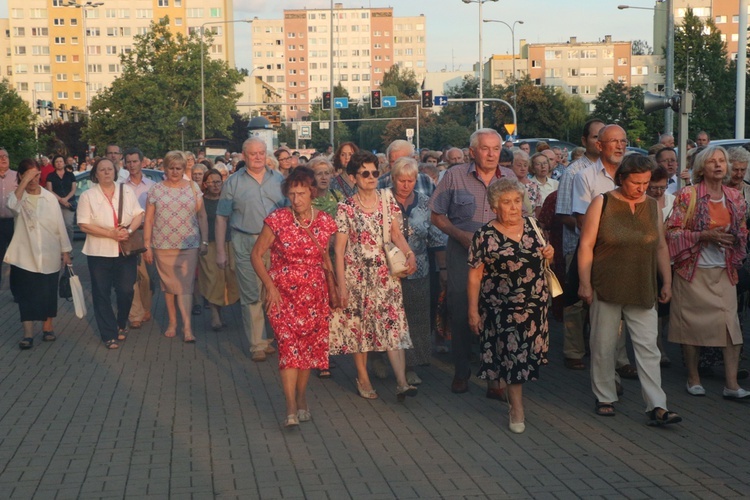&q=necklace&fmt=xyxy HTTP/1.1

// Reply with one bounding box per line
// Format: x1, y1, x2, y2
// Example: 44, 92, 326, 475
292, 207, 314, 229
497, 221, 523, 240
356, 193, 377, 210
